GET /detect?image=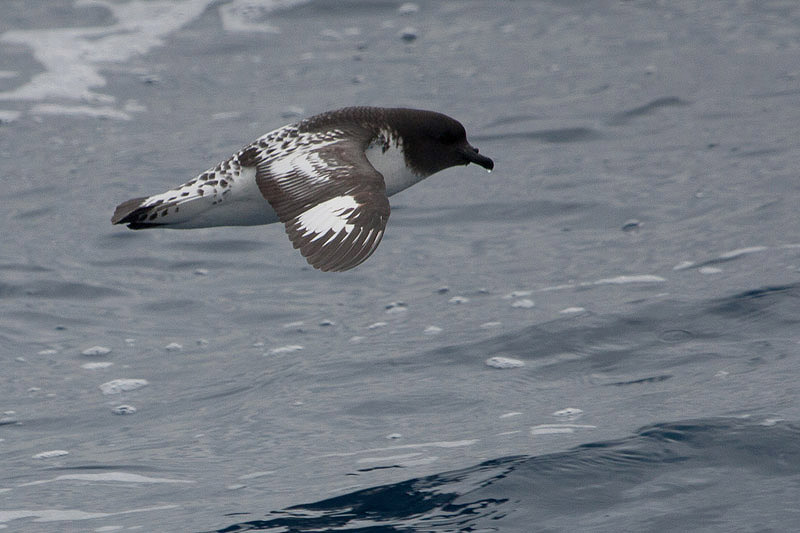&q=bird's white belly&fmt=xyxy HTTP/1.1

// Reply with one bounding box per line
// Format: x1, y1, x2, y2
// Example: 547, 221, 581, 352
169, 166, 279, 228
